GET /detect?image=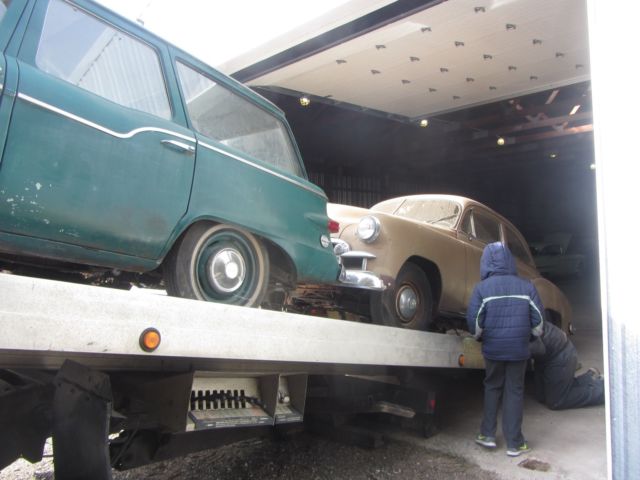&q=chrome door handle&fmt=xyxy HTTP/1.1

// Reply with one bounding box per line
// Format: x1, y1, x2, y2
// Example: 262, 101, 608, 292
161, 139, 195, 154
